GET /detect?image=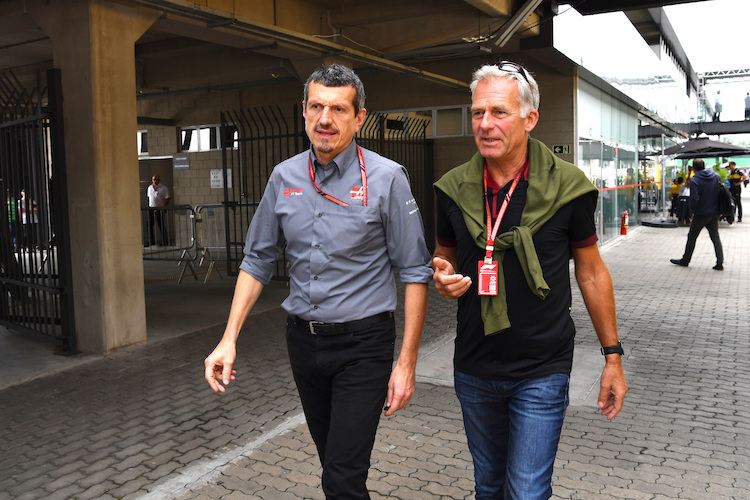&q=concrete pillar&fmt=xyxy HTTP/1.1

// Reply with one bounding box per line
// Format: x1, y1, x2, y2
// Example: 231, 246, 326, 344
29, 0, 159, 353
